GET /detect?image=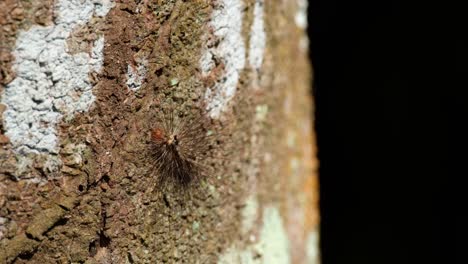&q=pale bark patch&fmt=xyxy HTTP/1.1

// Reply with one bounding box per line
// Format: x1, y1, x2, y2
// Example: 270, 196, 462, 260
295, 0, 308, 29
218, 206, 291, 264
1, 0, 113, 156
248, 0, 266, 71
201, 0, 246, 119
